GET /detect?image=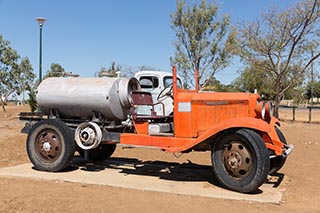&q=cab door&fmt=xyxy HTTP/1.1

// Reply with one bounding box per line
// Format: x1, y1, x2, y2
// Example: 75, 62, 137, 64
135, 74, 164, 115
